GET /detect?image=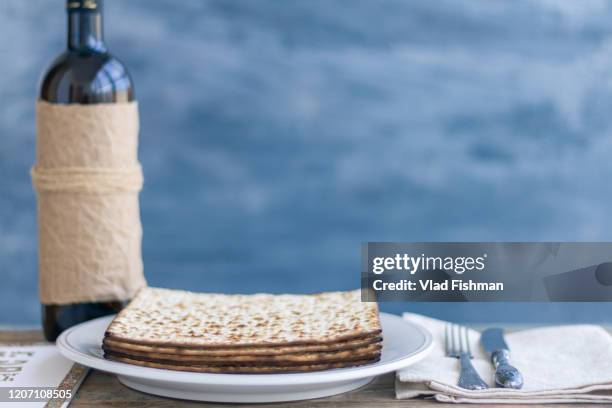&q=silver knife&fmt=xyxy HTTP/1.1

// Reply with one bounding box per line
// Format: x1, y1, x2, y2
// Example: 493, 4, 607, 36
480, 328, 523, 389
